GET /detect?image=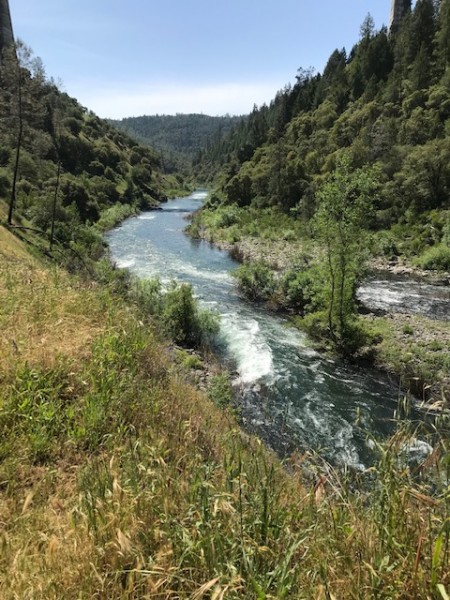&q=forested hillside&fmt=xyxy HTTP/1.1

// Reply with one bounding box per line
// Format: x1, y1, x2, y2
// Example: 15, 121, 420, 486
197, 0, 450, 265
111, 113, 242, 171
0, 43, 181, 266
